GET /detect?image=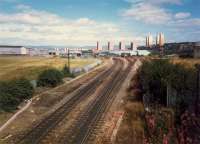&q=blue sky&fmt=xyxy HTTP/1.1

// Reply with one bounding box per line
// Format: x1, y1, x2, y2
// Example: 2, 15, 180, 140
0, 0, 199, 46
